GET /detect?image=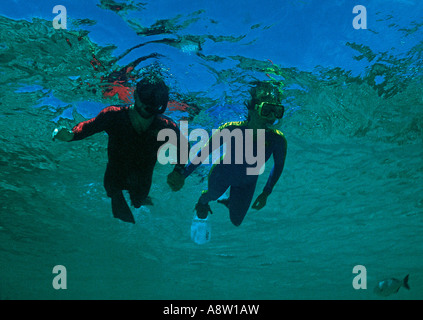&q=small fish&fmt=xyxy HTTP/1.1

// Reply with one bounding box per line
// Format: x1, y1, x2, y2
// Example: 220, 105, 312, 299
374, 274, 410, 297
